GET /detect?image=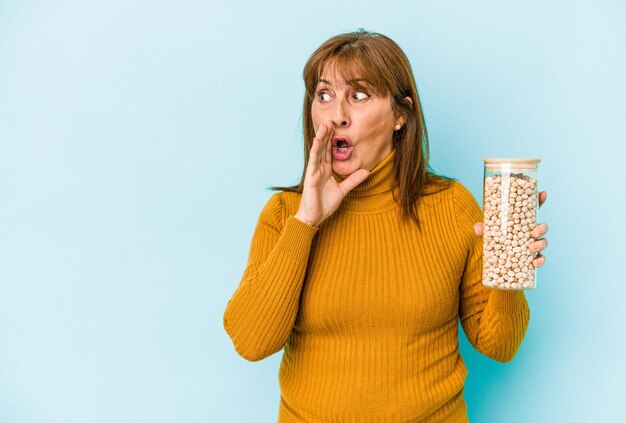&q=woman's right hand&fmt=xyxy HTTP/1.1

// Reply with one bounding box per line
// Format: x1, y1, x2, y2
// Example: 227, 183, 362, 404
294, 122, 371, 227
